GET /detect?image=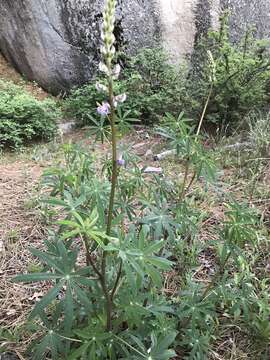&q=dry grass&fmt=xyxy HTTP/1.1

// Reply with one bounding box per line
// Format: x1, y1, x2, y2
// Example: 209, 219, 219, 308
0, 161, 46, 353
